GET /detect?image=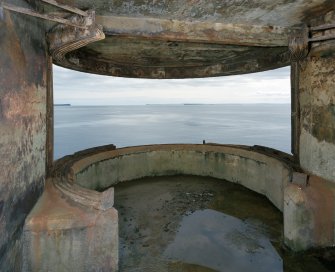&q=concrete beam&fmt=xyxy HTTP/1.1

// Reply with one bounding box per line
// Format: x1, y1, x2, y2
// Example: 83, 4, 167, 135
97, 15, 289, 47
